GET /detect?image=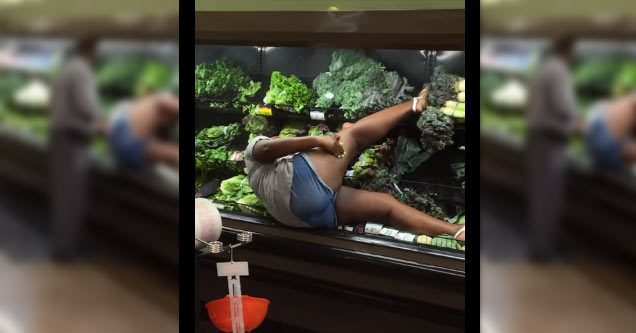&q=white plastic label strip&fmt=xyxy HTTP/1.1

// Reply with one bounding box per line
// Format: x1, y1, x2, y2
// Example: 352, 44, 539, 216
310, 110, 326, 121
